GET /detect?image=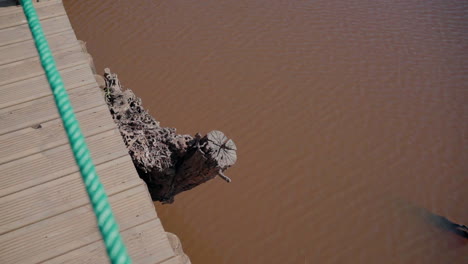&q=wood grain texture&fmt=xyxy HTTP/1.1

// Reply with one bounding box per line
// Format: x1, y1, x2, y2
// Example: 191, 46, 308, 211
0, 129, 127, 197
0, 1, 180, 262
0, 1, 59, 16
45, 219, 175, 264
0, 105, 115, 165
207, 130, 237, 168
0, 43, 85, 85
0, 63, 94, 109
0, 1, 65, 29
0, 83, 105, 135
0, 30, 78, 66
0, 185, 161, 263
0, 15, 72, 46
0, 155, 143, 234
